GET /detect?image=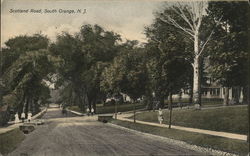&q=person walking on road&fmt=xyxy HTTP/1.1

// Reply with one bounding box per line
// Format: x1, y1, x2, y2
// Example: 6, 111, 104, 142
86, 107, 90, 116
91, 107, 94, 116
27, 112, 32, 122
15, 113, 20, 124
158, 108, 163, 124
21, 112, 25, 123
